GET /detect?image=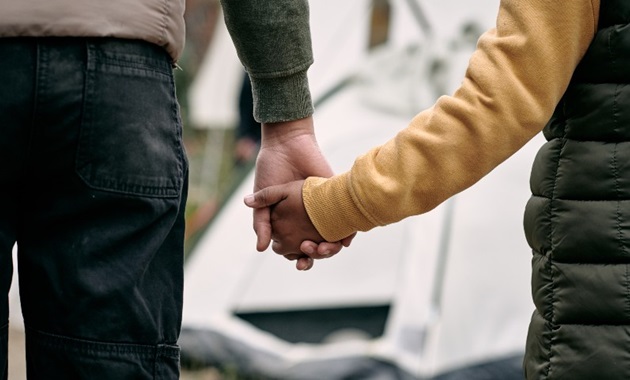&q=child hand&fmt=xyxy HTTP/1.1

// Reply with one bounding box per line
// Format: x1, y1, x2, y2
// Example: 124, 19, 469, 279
244, 180, 344, 270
